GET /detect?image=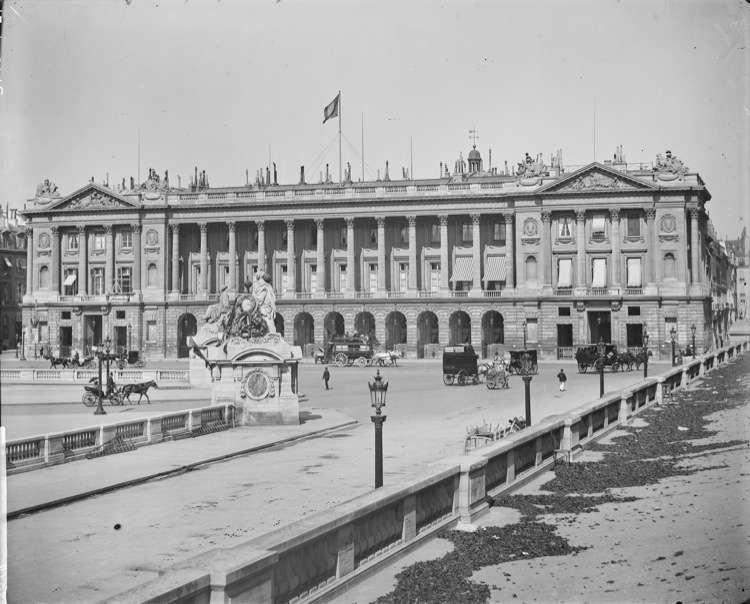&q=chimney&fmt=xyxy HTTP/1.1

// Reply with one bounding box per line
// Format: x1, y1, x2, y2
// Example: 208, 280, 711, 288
300, 166, 306, 184
440, 162, 443, 177
246, 169, 249, 186
273, 162, 277, 186
266, 167, 270, 186
504, 160, 508, 175
384, 161, 390, 181
488, 149, 492, 172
